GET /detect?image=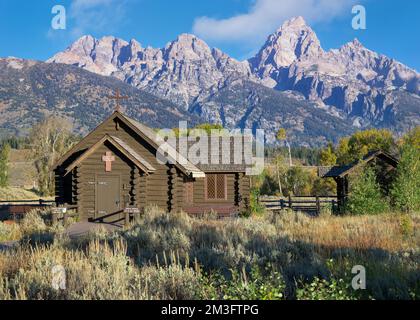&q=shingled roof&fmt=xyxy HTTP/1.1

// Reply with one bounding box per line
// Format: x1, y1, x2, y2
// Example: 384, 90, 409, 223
121, 113, 205, 177
318, 150, 399, 178
55, 110, 254, 177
